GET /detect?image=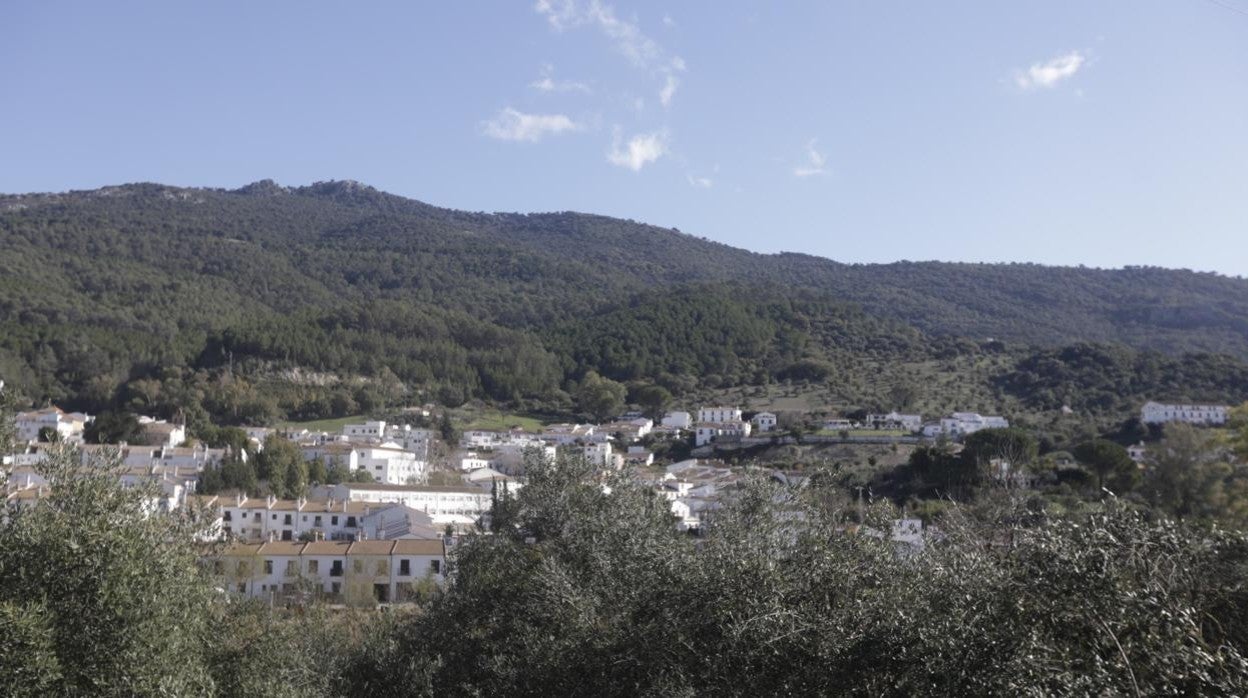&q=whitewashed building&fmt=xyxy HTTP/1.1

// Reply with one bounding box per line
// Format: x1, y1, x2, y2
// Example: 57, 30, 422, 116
865, 412, 923, 432
14, 407, 92, 444
751, 412, 778, 433
697, 407, 742, 424
661, 411, 692, 429
1140, 401, 1229, 425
